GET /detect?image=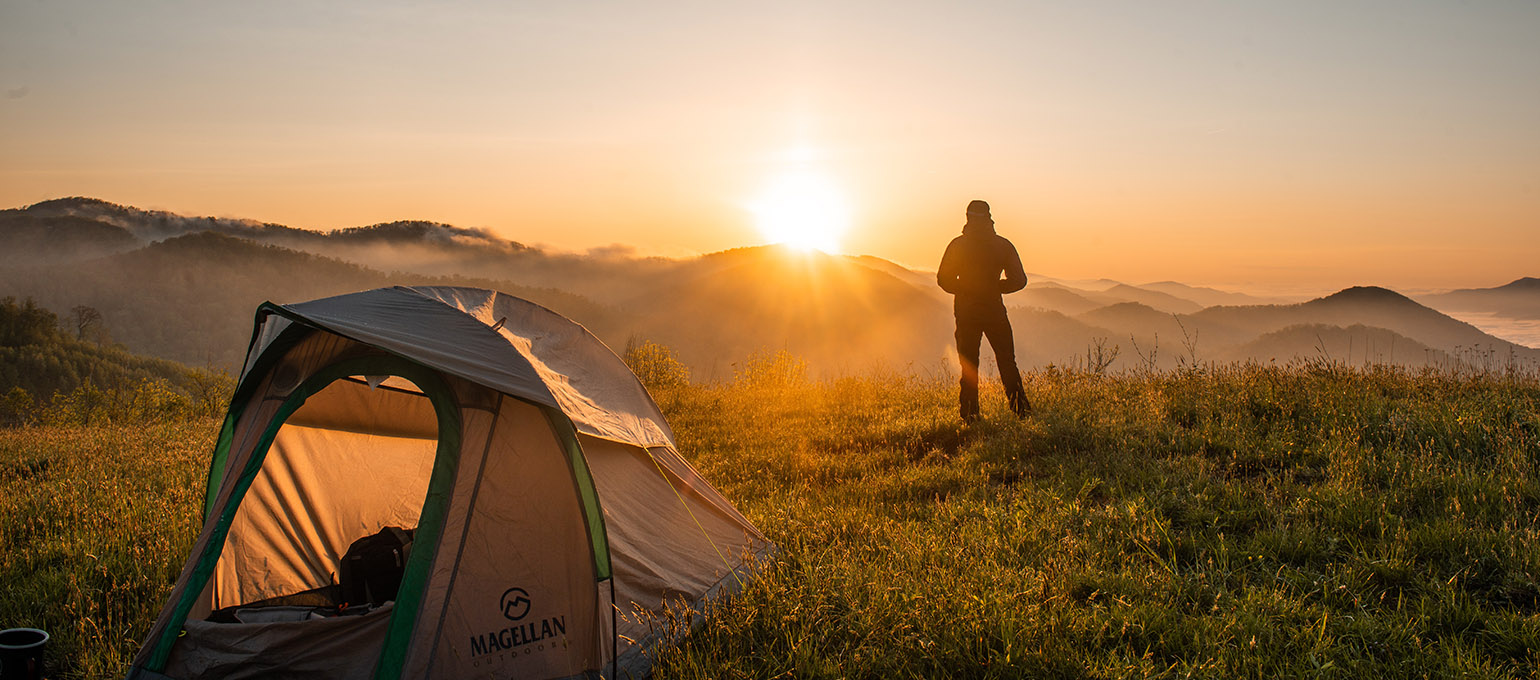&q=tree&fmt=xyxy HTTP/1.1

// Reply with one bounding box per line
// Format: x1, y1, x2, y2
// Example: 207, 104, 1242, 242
0, 297, 59, 347
72, 305, 103, 343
